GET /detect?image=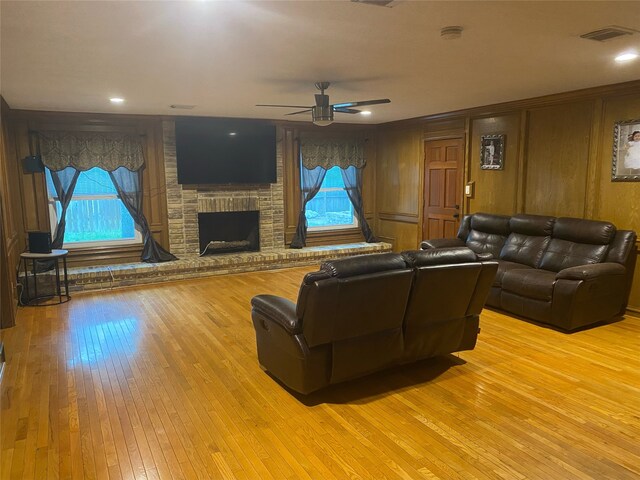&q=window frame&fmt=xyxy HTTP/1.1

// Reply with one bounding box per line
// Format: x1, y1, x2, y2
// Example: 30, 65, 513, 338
46, 170, 142, 249
305, 167, 358, 232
